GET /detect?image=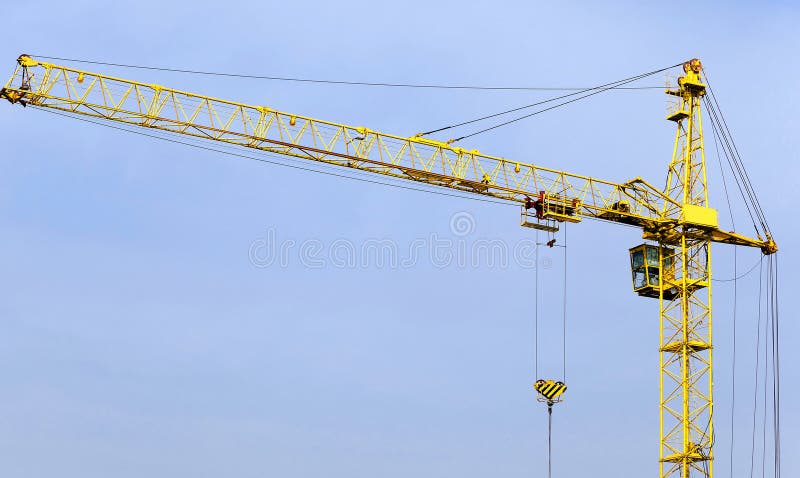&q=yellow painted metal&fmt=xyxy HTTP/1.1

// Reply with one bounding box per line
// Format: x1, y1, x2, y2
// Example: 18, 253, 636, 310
520, 206, 560, 232
629, 244, 677, 299
0, 55, 780, 477
16, 54, 39, 68
534, 379, 567, 402
656, 59, 713, 478
538, 193, 582, 223
682, 204, 719, 229
0, 55, 772, 252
